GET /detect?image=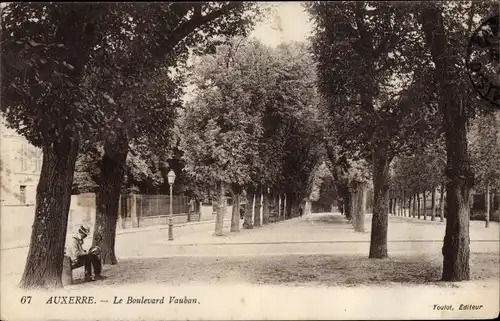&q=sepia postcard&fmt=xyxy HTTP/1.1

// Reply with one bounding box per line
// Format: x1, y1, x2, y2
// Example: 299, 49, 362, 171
1, 2, 499, 320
